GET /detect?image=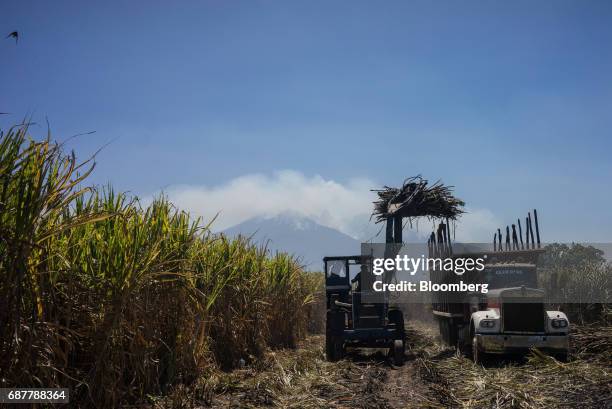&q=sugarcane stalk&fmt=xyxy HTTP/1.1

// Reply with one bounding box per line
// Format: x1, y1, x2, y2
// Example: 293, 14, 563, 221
534, 209, 541, 248
518, 218, 524, 250
506, 226, 511, 251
